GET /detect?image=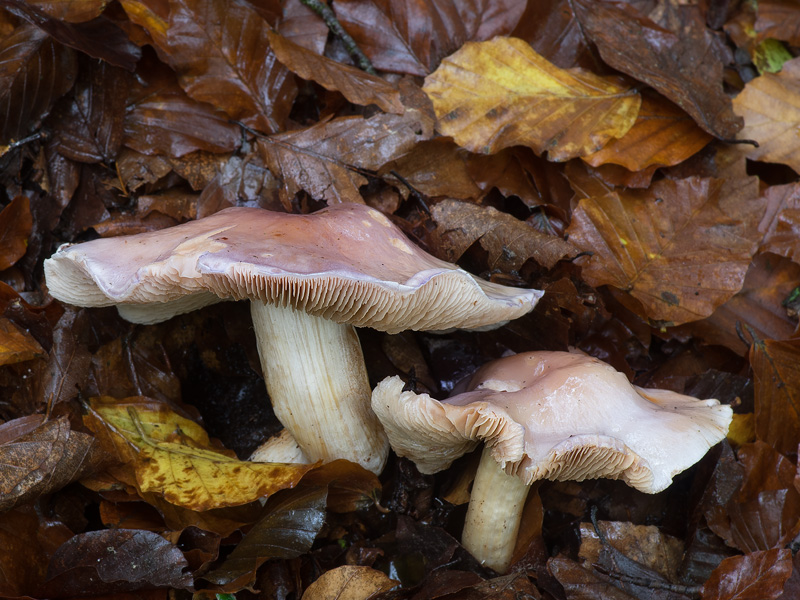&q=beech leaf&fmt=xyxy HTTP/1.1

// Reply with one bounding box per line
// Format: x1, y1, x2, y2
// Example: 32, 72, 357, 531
0, 196, 32, 270
422, 37, 641, 160
566, 177, 759, 324
266, 30, 404, 115
0, 317, 44, 366
751, 338, 800, 456
165, 0, 296, 134
759, 182, 800, 262
302, 565, 396, 600
702, 549, 792, 600
25, 0, 107, 23
83, 397, 315, 511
